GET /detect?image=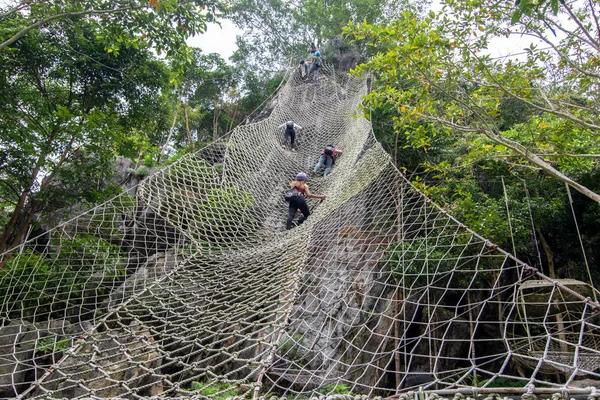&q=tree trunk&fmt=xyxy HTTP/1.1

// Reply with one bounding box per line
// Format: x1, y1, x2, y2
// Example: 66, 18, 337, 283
0, 152, 46, 255
228, 103, 239, 133
158, 105, 178, 163
213, 97, 221, 141
536, 229, 555, 279
183, 99, 194, 149
536, 229, 567, 353
481, 128, 600, 204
